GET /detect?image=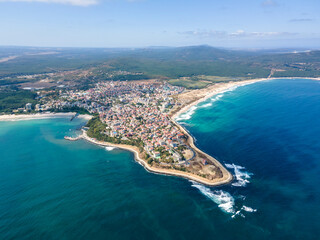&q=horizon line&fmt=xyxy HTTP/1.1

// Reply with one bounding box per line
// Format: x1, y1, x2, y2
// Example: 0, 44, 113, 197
0, 44, 319, 51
